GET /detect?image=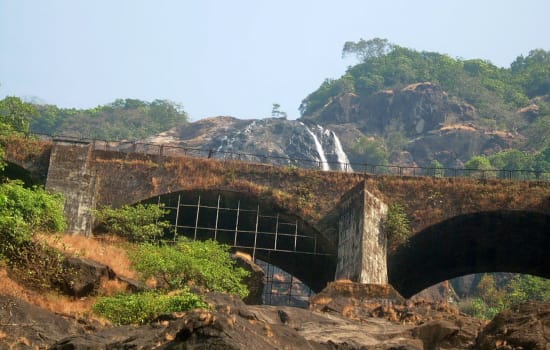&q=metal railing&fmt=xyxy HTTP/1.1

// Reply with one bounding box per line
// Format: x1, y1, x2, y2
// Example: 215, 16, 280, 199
32, 133, 550, 181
